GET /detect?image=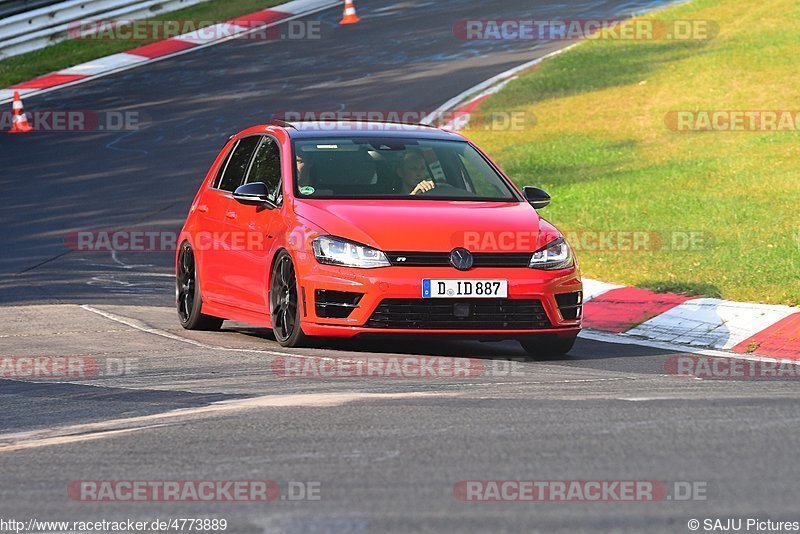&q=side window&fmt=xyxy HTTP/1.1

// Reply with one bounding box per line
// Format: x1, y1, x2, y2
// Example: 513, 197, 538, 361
215, 136, 260, 192
247, 136, 283, 203
213, 148, 234, 186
